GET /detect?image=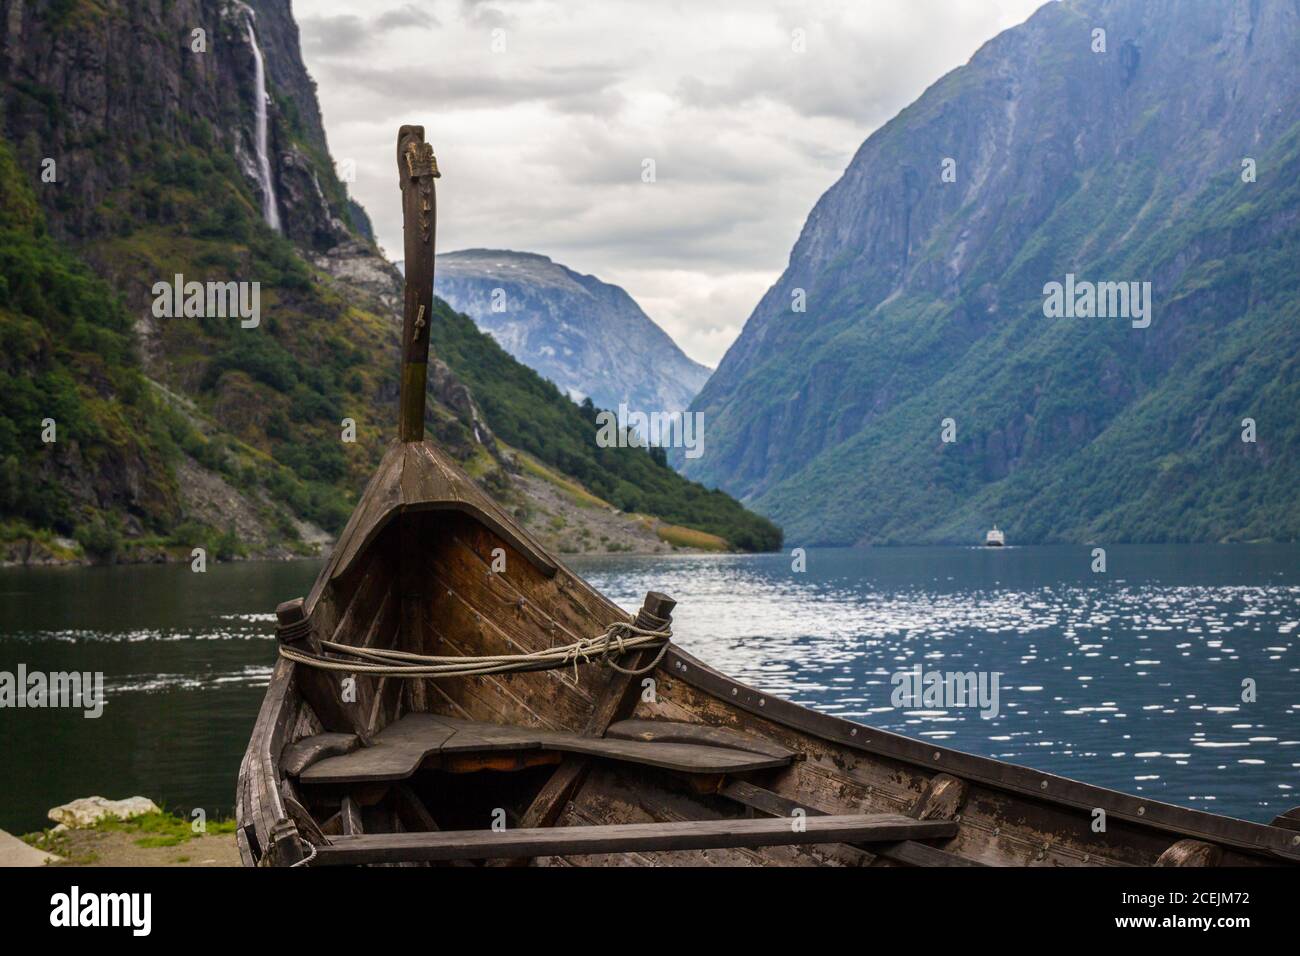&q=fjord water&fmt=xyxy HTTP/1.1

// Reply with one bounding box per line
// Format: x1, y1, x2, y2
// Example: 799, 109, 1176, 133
0, 560, 321, 834
1, 545, 1296, 833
